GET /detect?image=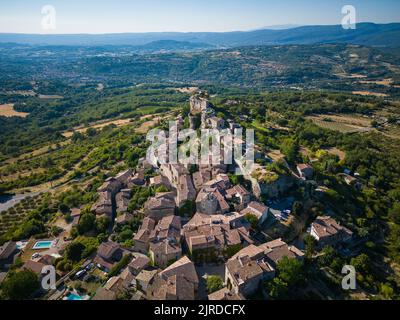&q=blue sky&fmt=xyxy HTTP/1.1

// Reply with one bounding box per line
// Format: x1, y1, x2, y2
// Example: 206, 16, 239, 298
1, 0, 399, 34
